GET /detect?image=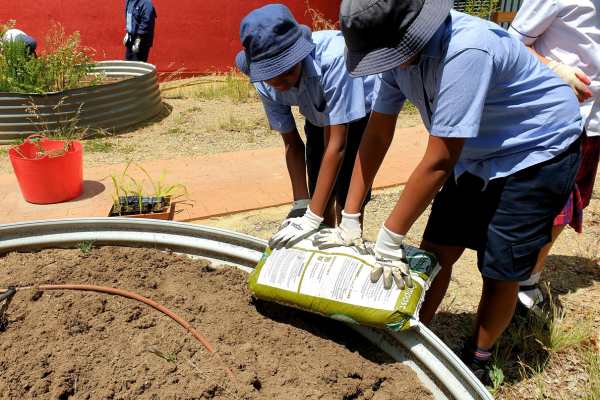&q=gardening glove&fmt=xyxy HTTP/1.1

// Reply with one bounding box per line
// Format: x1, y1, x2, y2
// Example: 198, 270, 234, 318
312, 210, 367, 254
547, 61, 593, 103
371, 223, 413, 290
268, 205, 323, 250
123, 33, 129, 46
132, 37, 141, 54
286, 199, 311, 219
